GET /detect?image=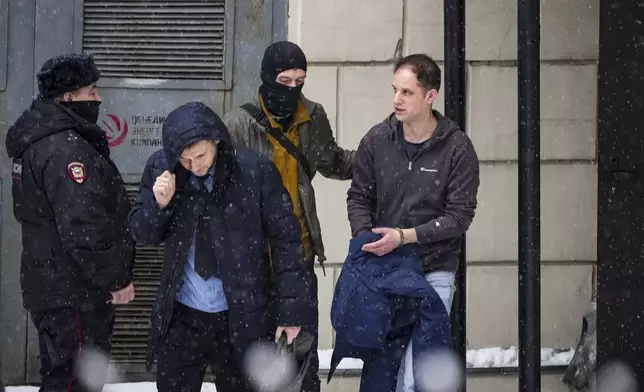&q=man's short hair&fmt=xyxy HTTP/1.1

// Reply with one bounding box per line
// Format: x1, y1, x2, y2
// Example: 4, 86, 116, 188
394, 54, 441, 93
